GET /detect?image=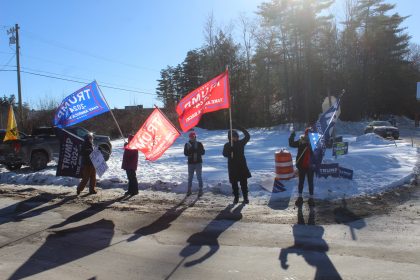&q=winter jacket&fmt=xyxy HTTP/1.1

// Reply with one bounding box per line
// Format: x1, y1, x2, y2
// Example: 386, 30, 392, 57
122, 144, 139, 170
184, 140, 205, 164
81, 140, 94, 167
289, 132, 314, 170
223, 127, 252, 183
